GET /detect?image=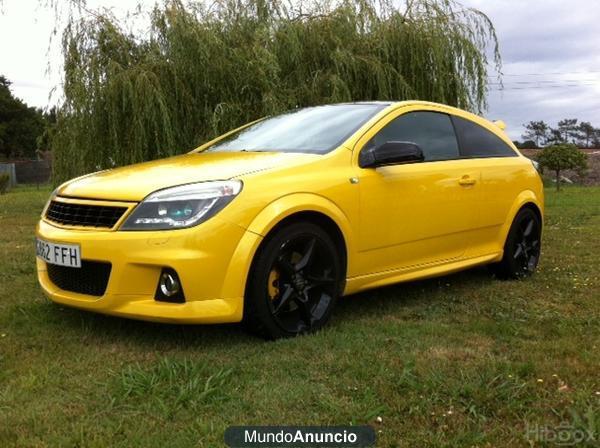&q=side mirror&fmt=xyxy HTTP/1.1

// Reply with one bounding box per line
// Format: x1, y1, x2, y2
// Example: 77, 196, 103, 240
359, 141, 425, 168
